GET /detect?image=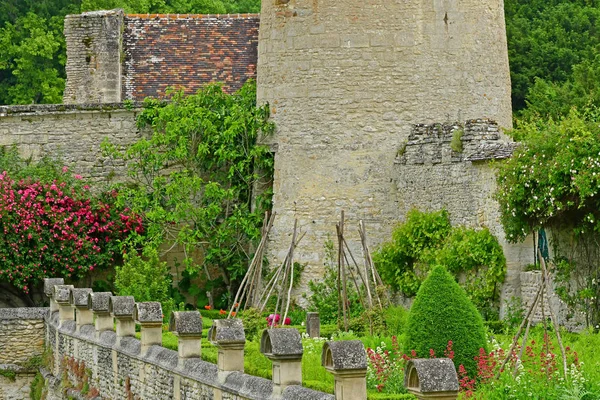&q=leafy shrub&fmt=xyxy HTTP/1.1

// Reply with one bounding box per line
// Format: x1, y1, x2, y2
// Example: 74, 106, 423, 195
0, 152, 142, 293
374, 209, 506, 312
383, 305, 409, 336
239, 307, 264, 341
114, 247, 174, 320
405, 265, 487, 377
374, 209, 451, 297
